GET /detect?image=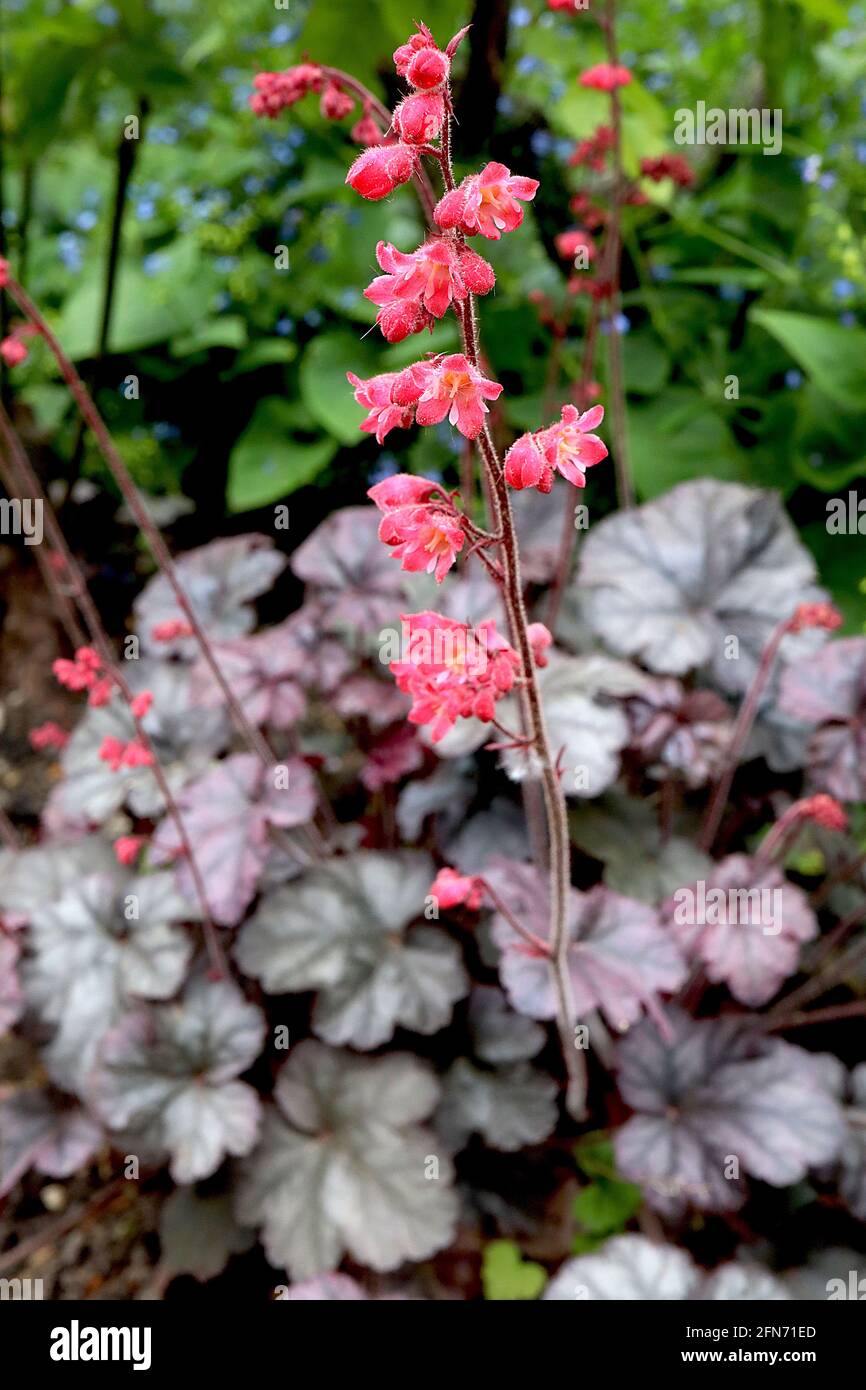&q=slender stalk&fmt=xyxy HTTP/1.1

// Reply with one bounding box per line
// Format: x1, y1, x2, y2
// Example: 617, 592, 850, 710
766, 901, 866, 1021
762, 1000, 866, 1033
10, 274, 333, 857
321, 66, 438, 226
444, 120, 587, 1118
699, 619, 788, 851
601, 0, 633, 510
481, 879, 551, 955
0, 405, 228, 978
